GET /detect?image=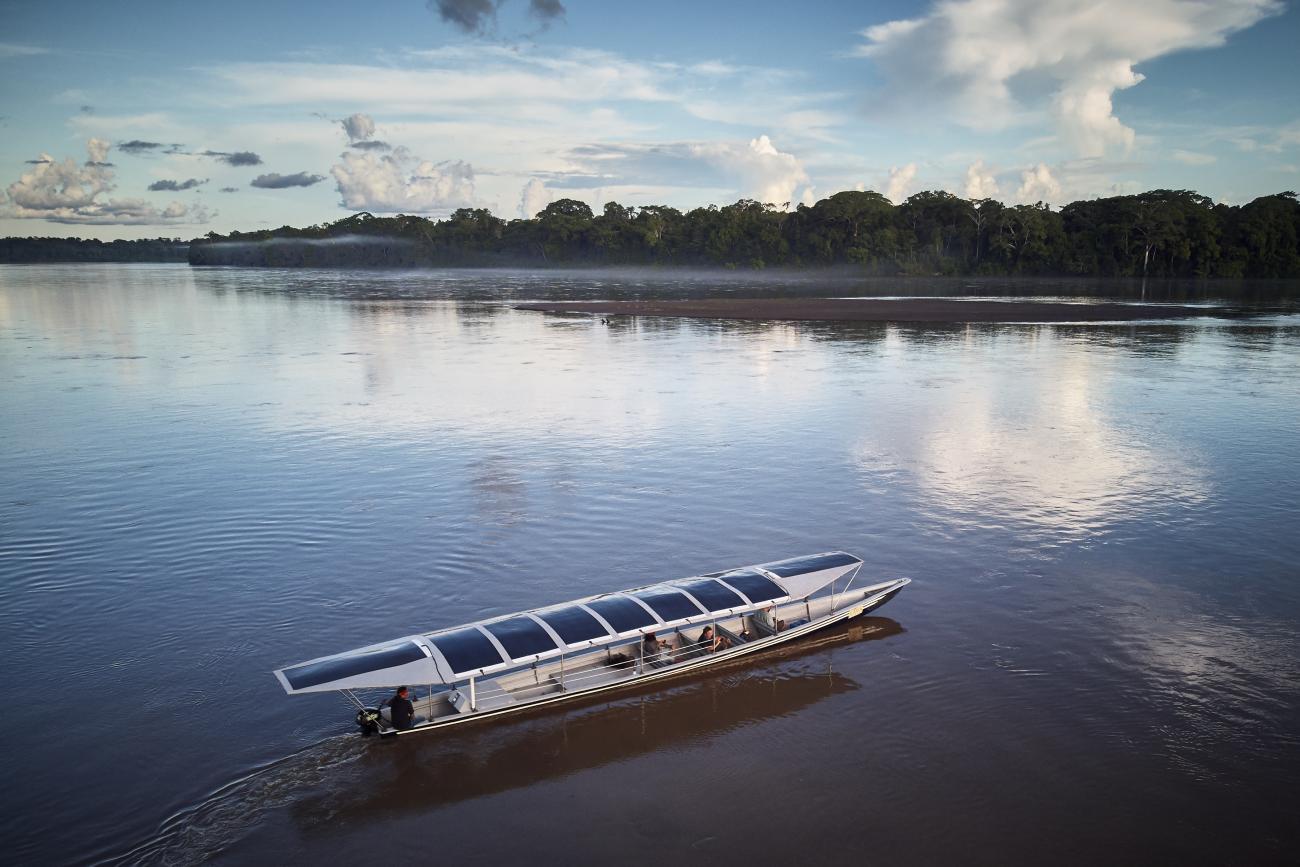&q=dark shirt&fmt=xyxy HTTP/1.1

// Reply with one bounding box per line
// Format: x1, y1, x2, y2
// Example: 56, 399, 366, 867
389, 693, 414, 729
